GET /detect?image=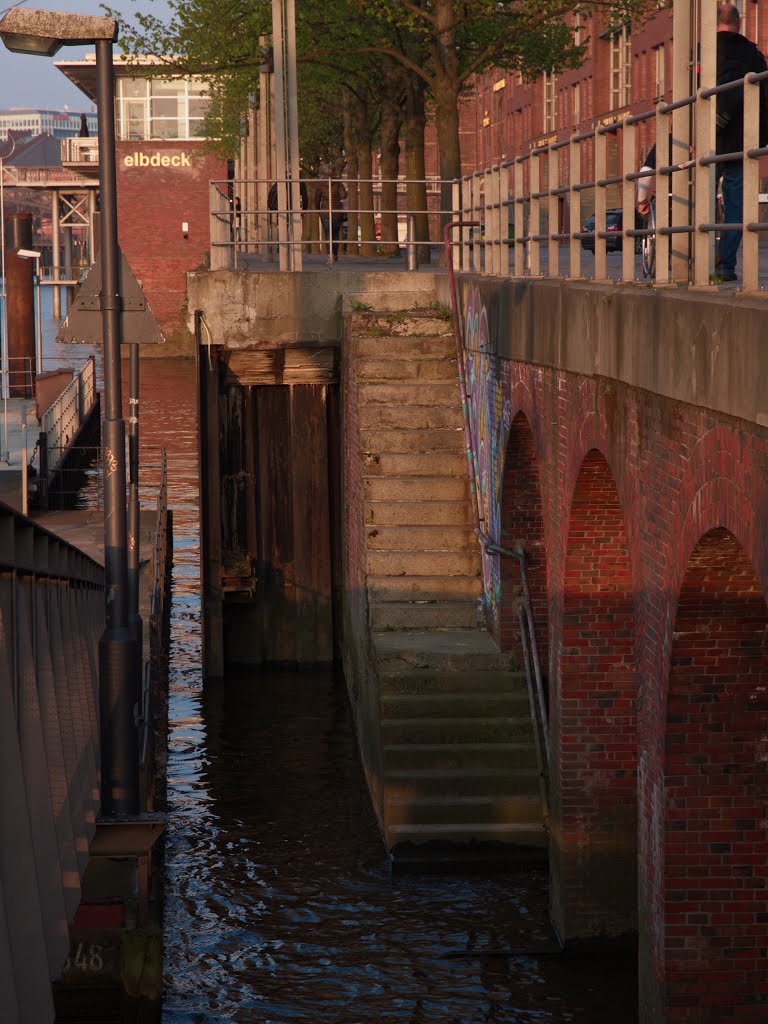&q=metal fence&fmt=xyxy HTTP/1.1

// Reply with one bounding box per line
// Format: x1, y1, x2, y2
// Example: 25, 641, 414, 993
0, 501, 104, 1022
212, 2, 768, 292
210, 175, 449, 271
33, 356, 97, 479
